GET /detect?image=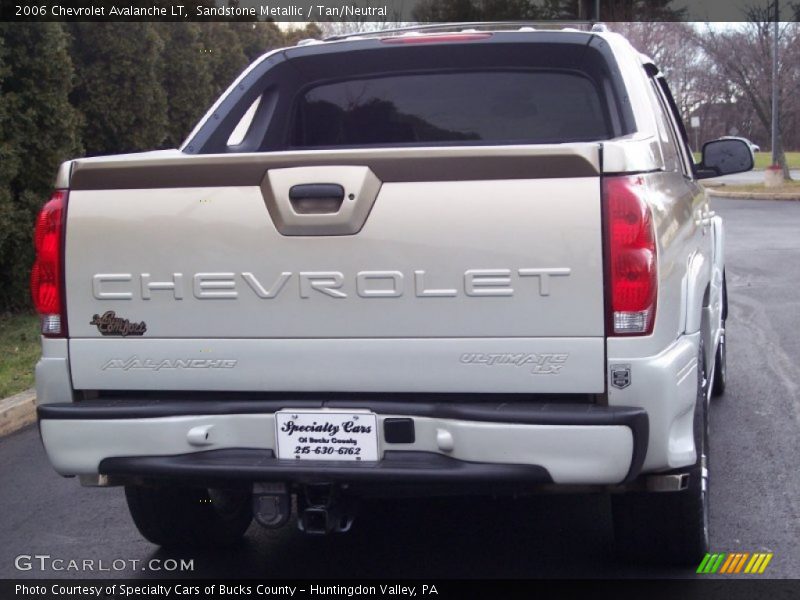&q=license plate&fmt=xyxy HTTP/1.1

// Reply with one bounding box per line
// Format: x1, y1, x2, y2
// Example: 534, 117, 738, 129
275, 411, 379, 462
